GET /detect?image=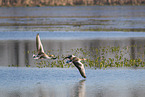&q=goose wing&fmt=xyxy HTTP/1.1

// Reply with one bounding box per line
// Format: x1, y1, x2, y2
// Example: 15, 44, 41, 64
73, 61, 86, 78
36, 33, 45, 54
